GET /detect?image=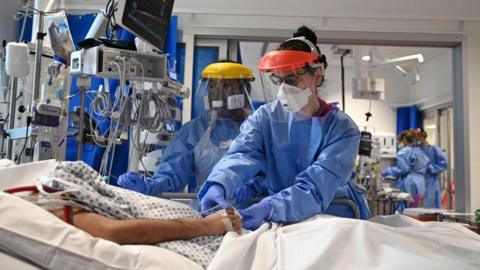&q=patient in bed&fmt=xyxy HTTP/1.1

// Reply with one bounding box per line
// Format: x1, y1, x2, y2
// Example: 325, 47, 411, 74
49, 206, 241, 245
37, 160, 242, 244
24, 160, 240, 267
